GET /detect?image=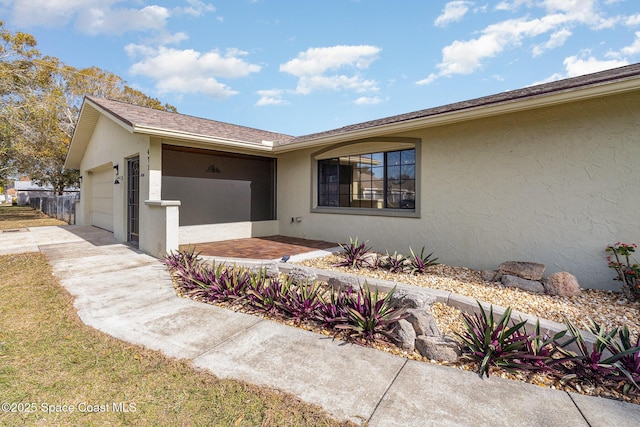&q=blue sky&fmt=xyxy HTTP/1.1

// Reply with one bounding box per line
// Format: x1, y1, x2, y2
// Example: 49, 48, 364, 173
2, 0, 639, 135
